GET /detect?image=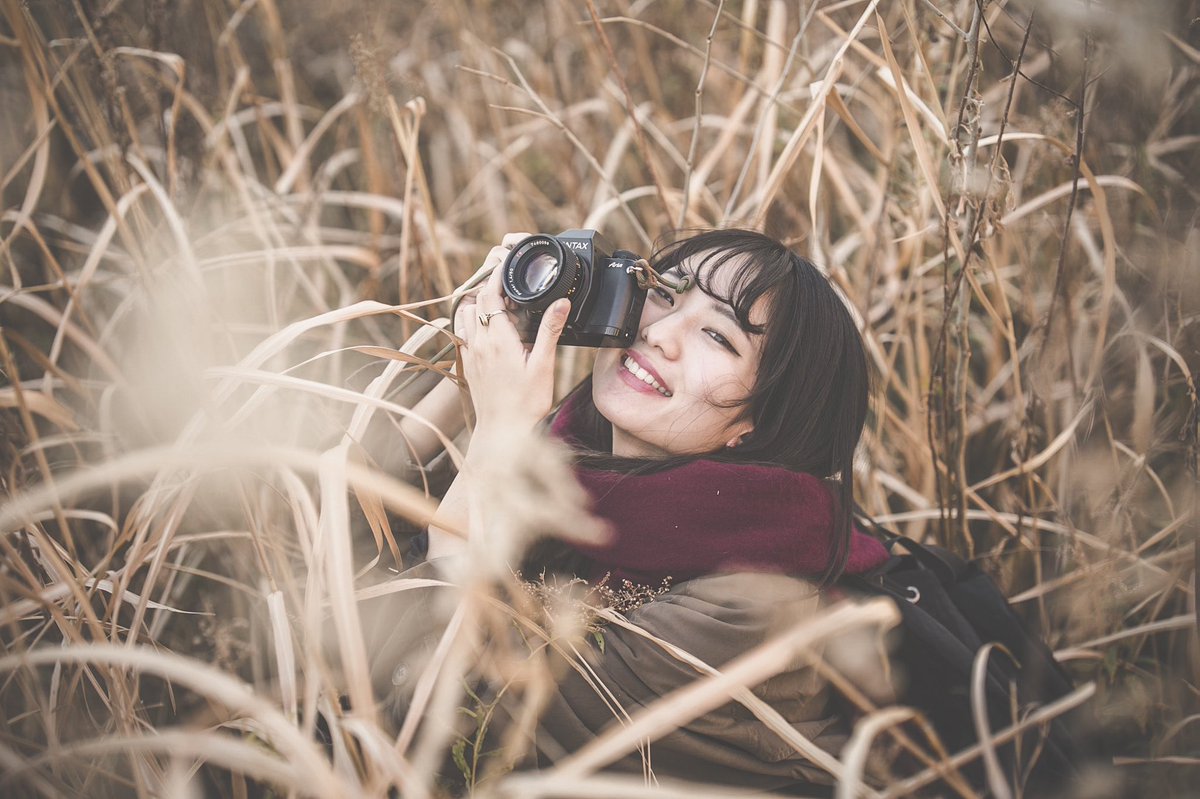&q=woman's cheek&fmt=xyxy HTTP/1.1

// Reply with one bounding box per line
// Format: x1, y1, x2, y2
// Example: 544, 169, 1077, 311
697, 368, 753, 407
593, 347, 619, 373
